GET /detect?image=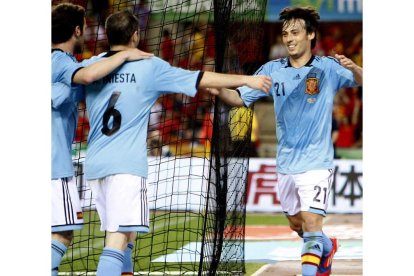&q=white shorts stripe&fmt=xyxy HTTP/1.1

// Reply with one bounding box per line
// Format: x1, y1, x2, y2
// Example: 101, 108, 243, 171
62, 178, 74, 225
52, 177, 84, 232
